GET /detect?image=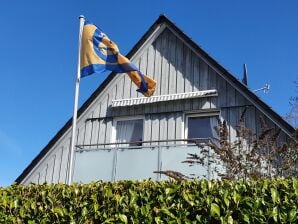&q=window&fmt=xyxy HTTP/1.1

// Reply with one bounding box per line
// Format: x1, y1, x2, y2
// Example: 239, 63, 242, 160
187, 115, 218, 140
116, 119, 144, 146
